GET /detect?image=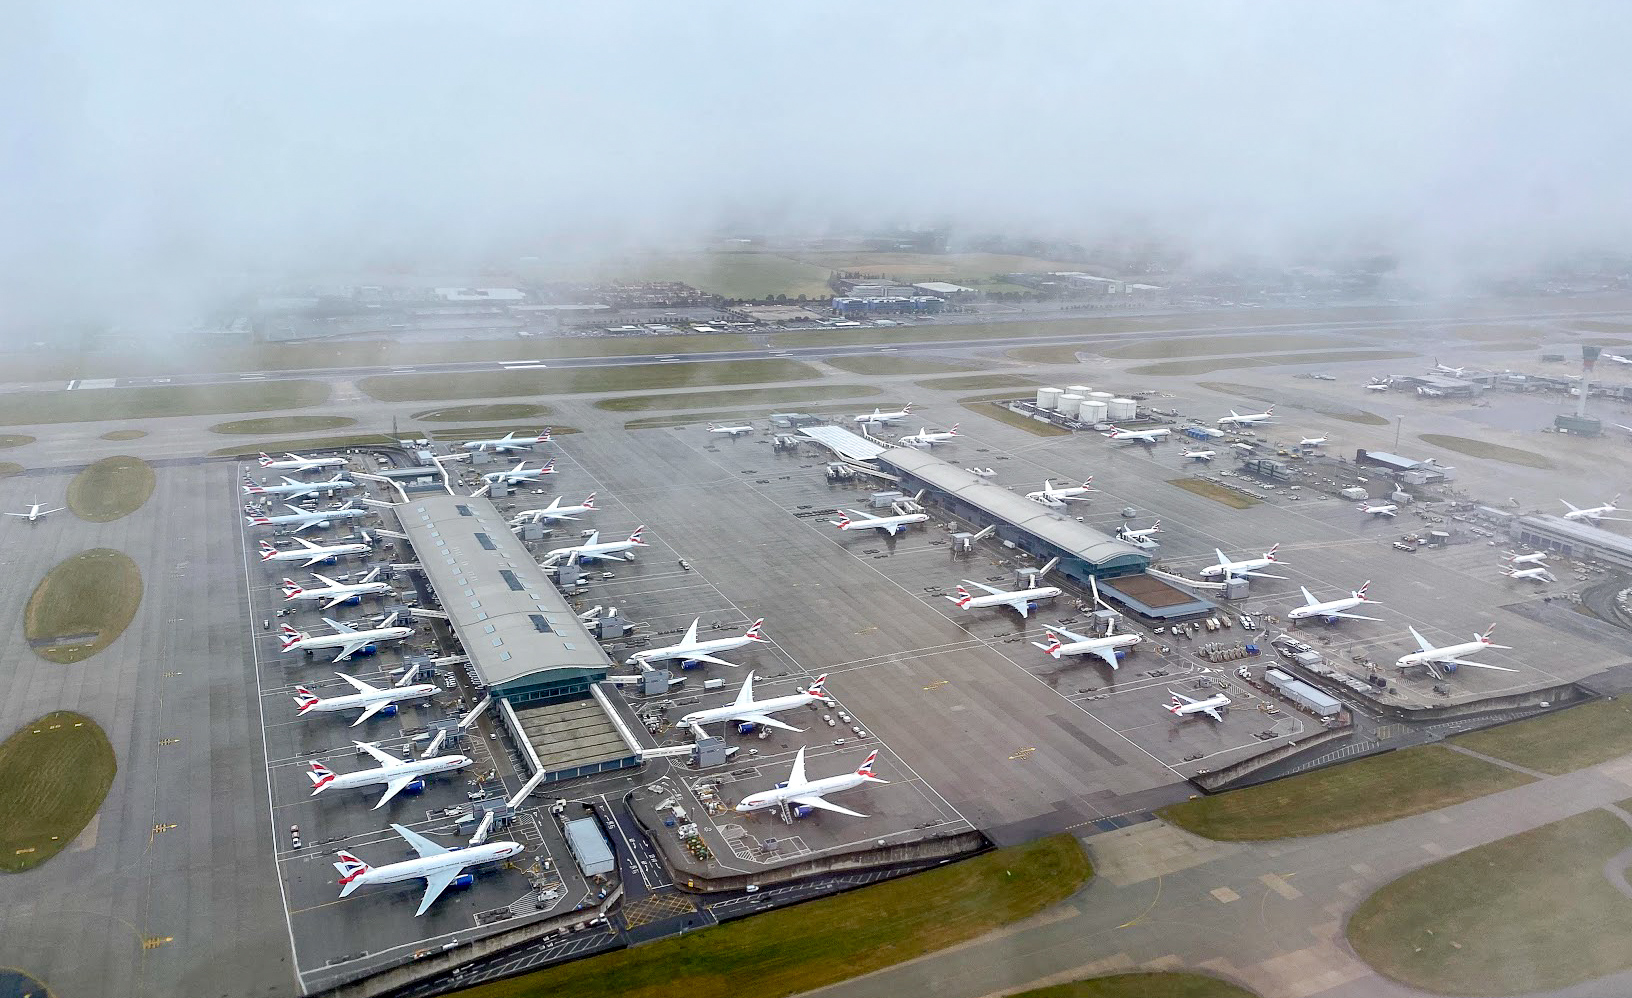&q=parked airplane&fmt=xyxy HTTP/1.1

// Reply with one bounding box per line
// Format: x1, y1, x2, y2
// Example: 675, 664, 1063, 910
294, 671, 439, 726
1395, 625, 1517, 679
279, 612, 413, 663
540, 526, 648, 565
1217, 405, 1275, 427
626, 618, 766, 668
460, 429, 550, 453
965, 467, 997, 477
1031, 580, 1139, 667
1116, 519, 1161, 545
260, 535, 371, 567
1167, 688, 1230, 722
852, 402, 913, 424
707, 422, 753, 437
1417, 386, 1444, 397
1505, 550, 1549, 567
1366, 381, 1391, 392
1287, 581, 1383, 624
1560, 495, 1630, 523
475, 460, 555, 493
247, 501, 370, 533
282, 568, 392, 609
1603, 353, 1632, 366
947, 579, 1062, 618
1300, 436, 1328, 448
510, 493, 597, 525
679, 672, 829, 733
308, 741, 471, 809
1358, 502, 1399, 517
1431, 358, 1468, 377
898, 424, 960, 447
735, 747, 887, 818
258, 451, 349, 473
1181, 449, 1215, 462
1025, 478, 1096, 507
1105, 425, 1170, 444
5, 503, 64, 523
1199, 544, 1285, 580
830, 508, 928, 536
243, 474, 356, 499
1502, 565, 1557, 584
333, 822, 524, 916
